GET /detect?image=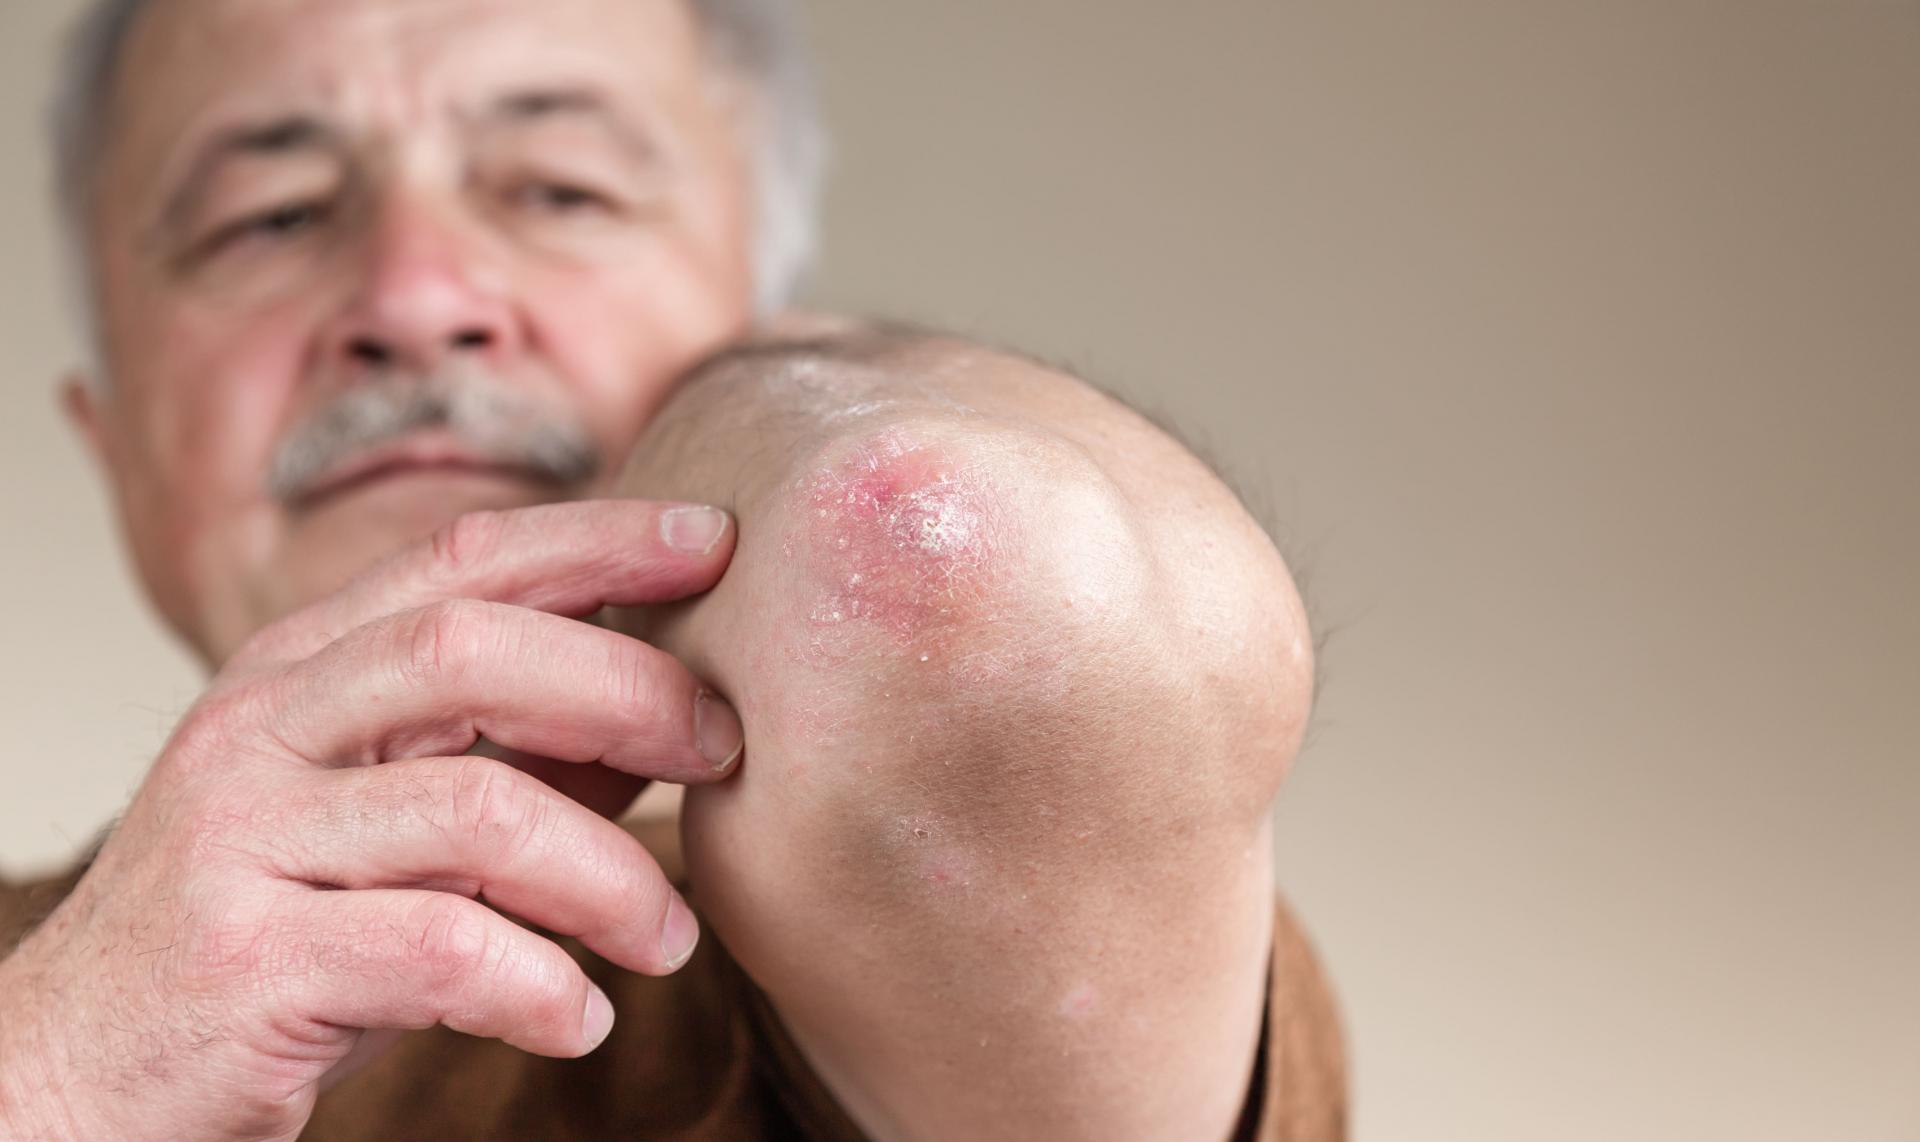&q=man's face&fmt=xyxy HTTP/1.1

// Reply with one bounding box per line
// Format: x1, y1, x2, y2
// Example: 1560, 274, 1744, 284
71, 0, 756, 663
